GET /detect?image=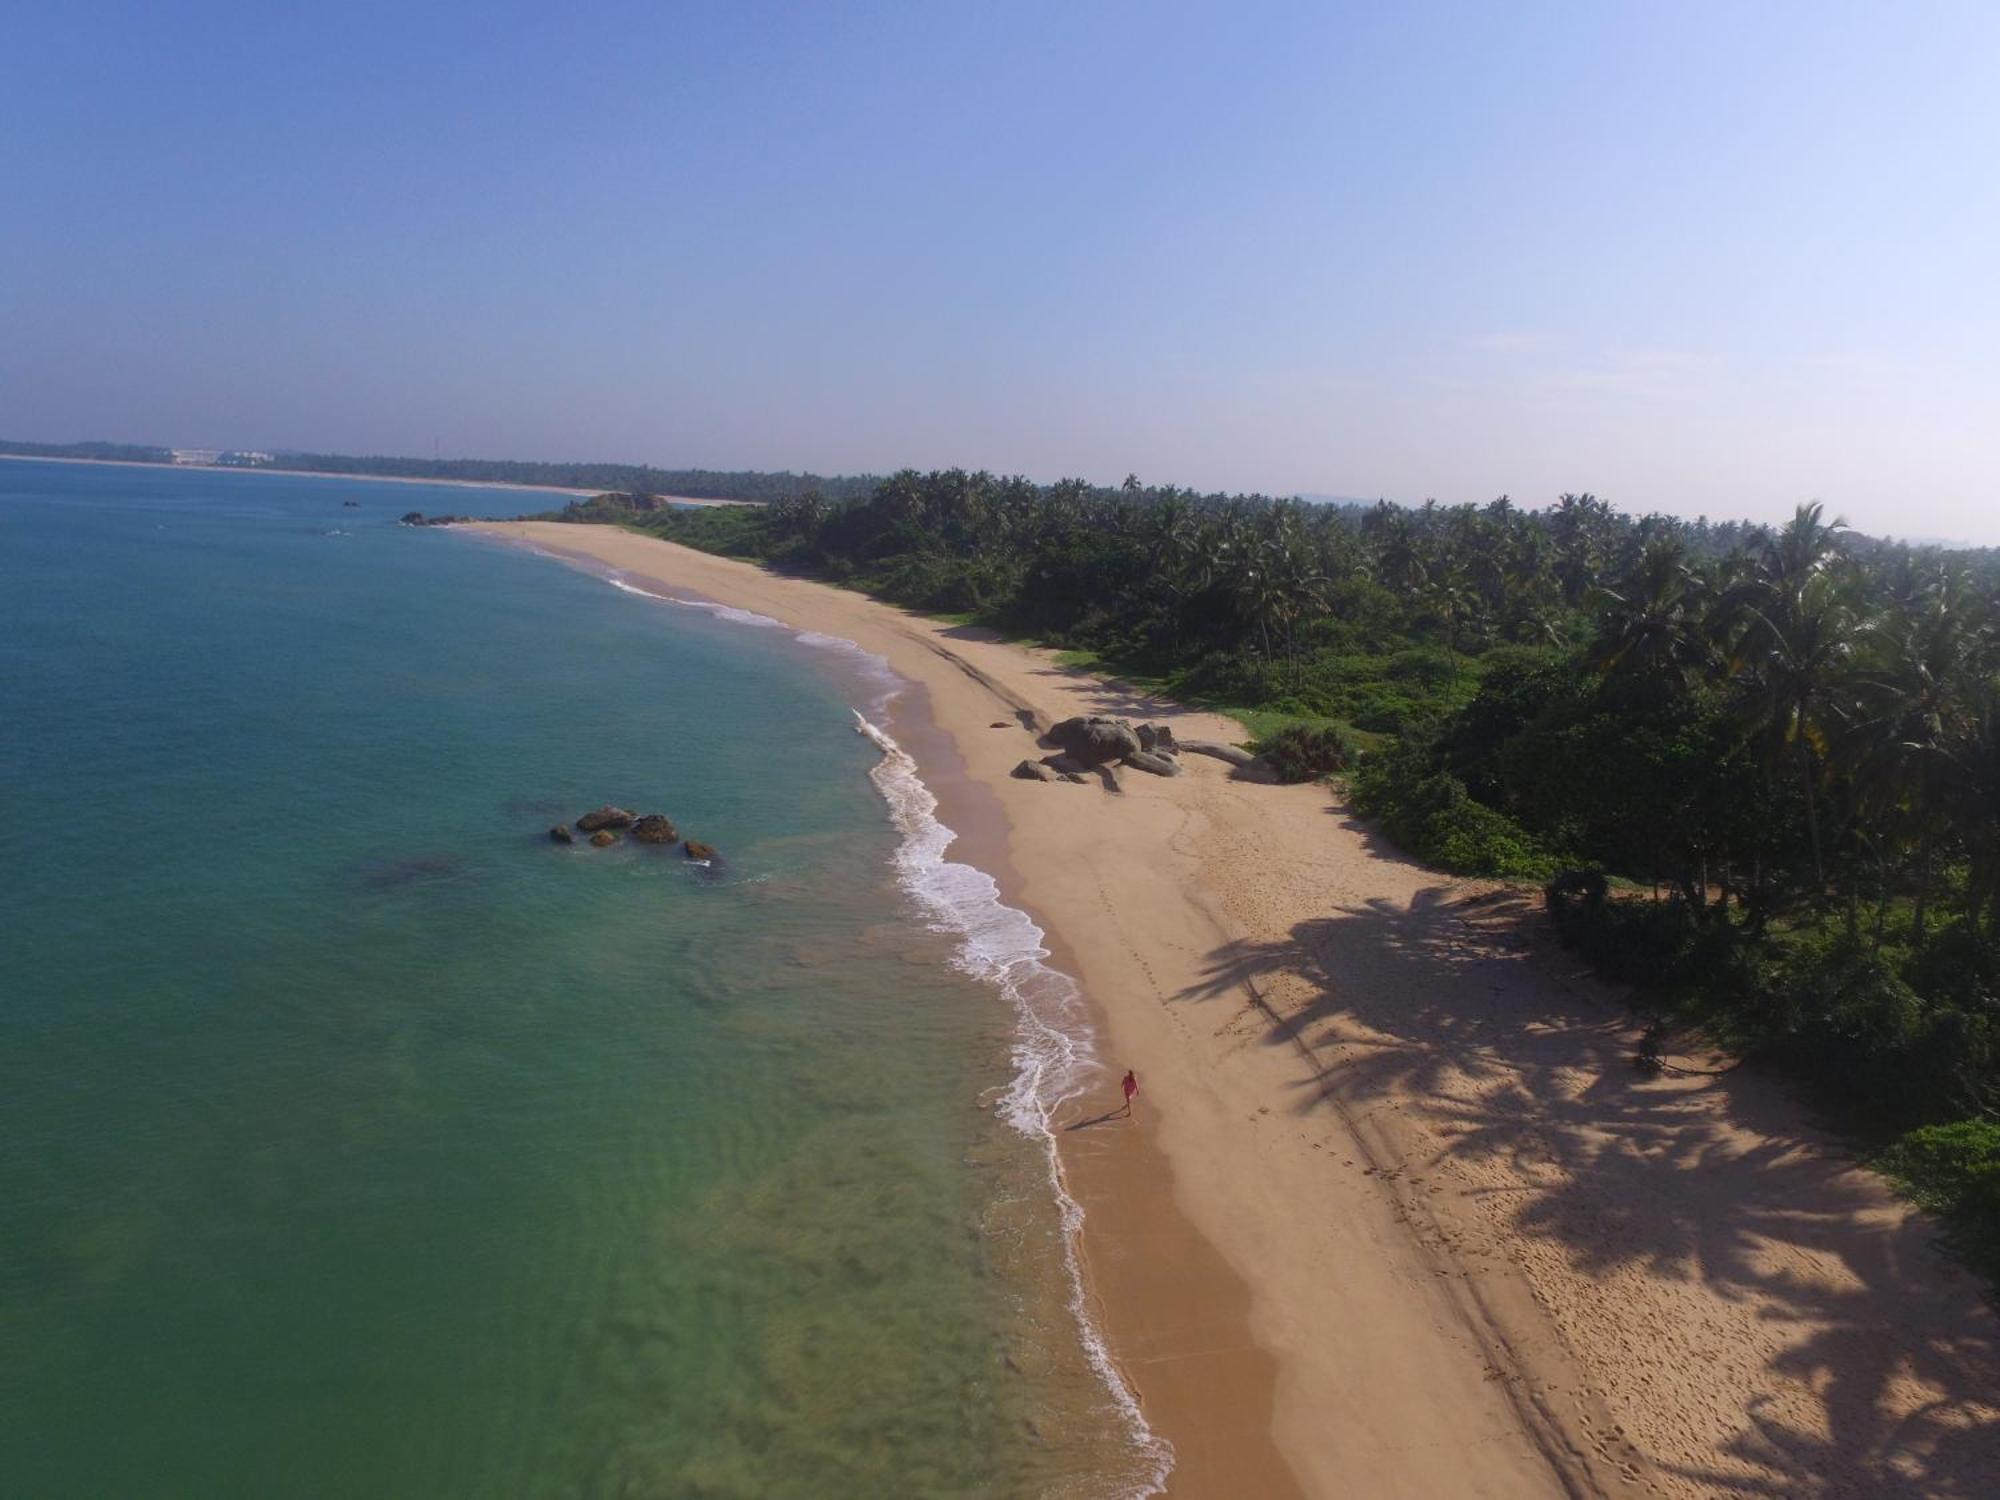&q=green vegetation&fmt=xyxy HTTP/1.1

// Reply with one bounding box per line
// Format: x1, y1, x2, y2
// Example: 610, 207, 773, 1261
1255, 723, 1357, 784
263, 454, 877, 501
0, 438, 876, 503
1878, 1122, 2000, 1279
278, 456, 880, 502
566, 471, 2000, 1283
0, 437, 173, 464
